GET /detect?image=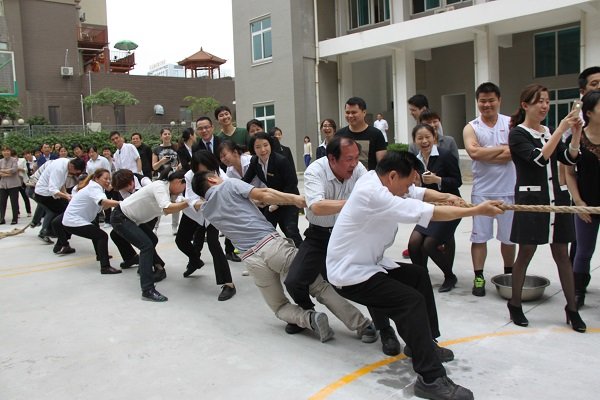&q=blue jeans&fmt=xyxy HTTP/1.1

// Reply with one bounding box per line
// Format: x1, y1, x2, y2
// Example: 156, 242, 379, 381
111, 207, 157, 291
